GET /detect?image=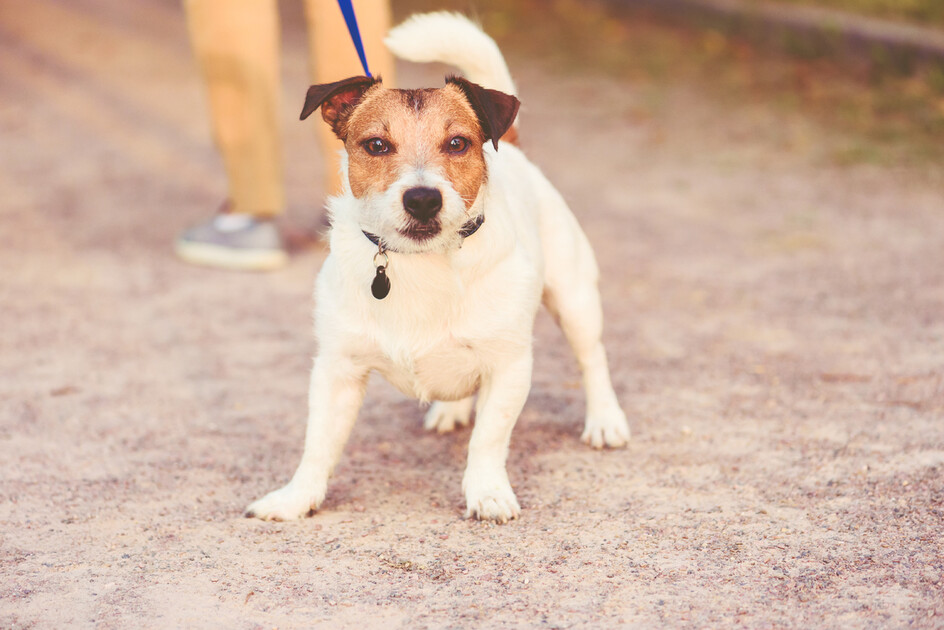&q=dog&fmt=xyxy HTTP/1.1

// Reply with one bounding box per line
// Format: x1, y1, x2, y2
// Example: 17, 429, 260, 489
246, 12, 630, 523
